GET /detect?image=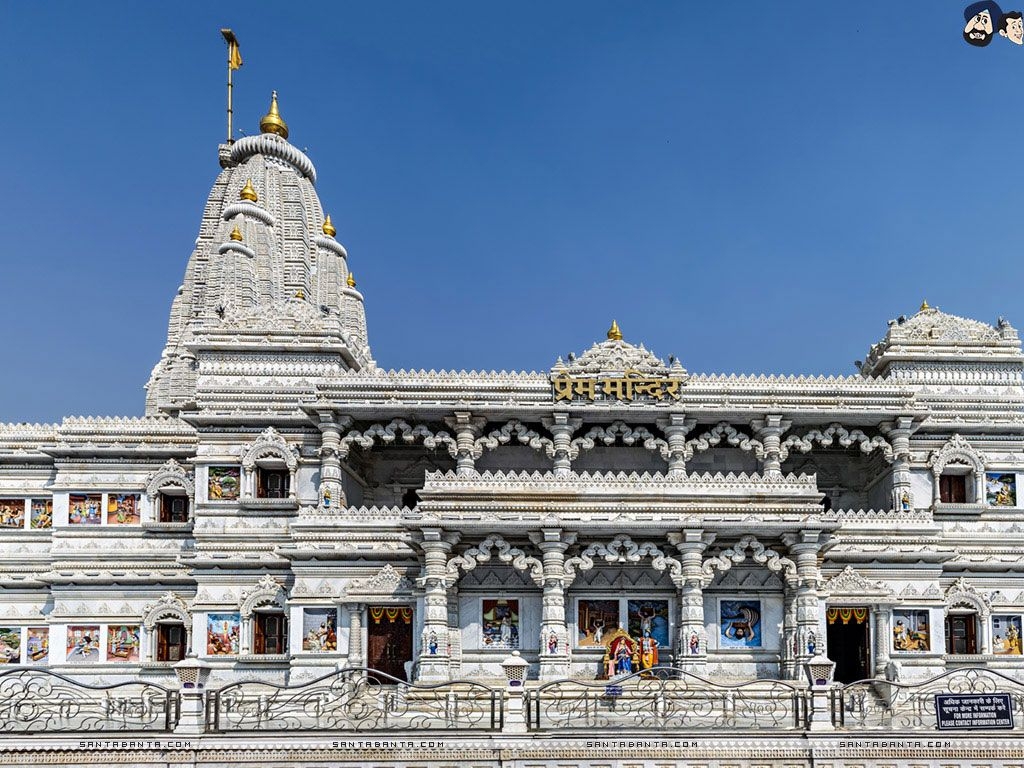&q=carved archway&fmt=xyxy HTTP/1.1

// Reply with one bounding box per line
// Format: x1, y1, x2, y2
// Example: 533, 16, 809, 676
445, 535, 544, 587
237, 574, 288, 656
563, 534, 683, 587
700, 535, 798, 587
140, 592, 192, 662
944, 578, 992, 654
569, 422, 670, 461
339, 419, 457, 459
779, 424, 894, 463
928, 434, 985, 505
145, 459, 195, 523
685, 422, 765, 461
239, 427, 299, 500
